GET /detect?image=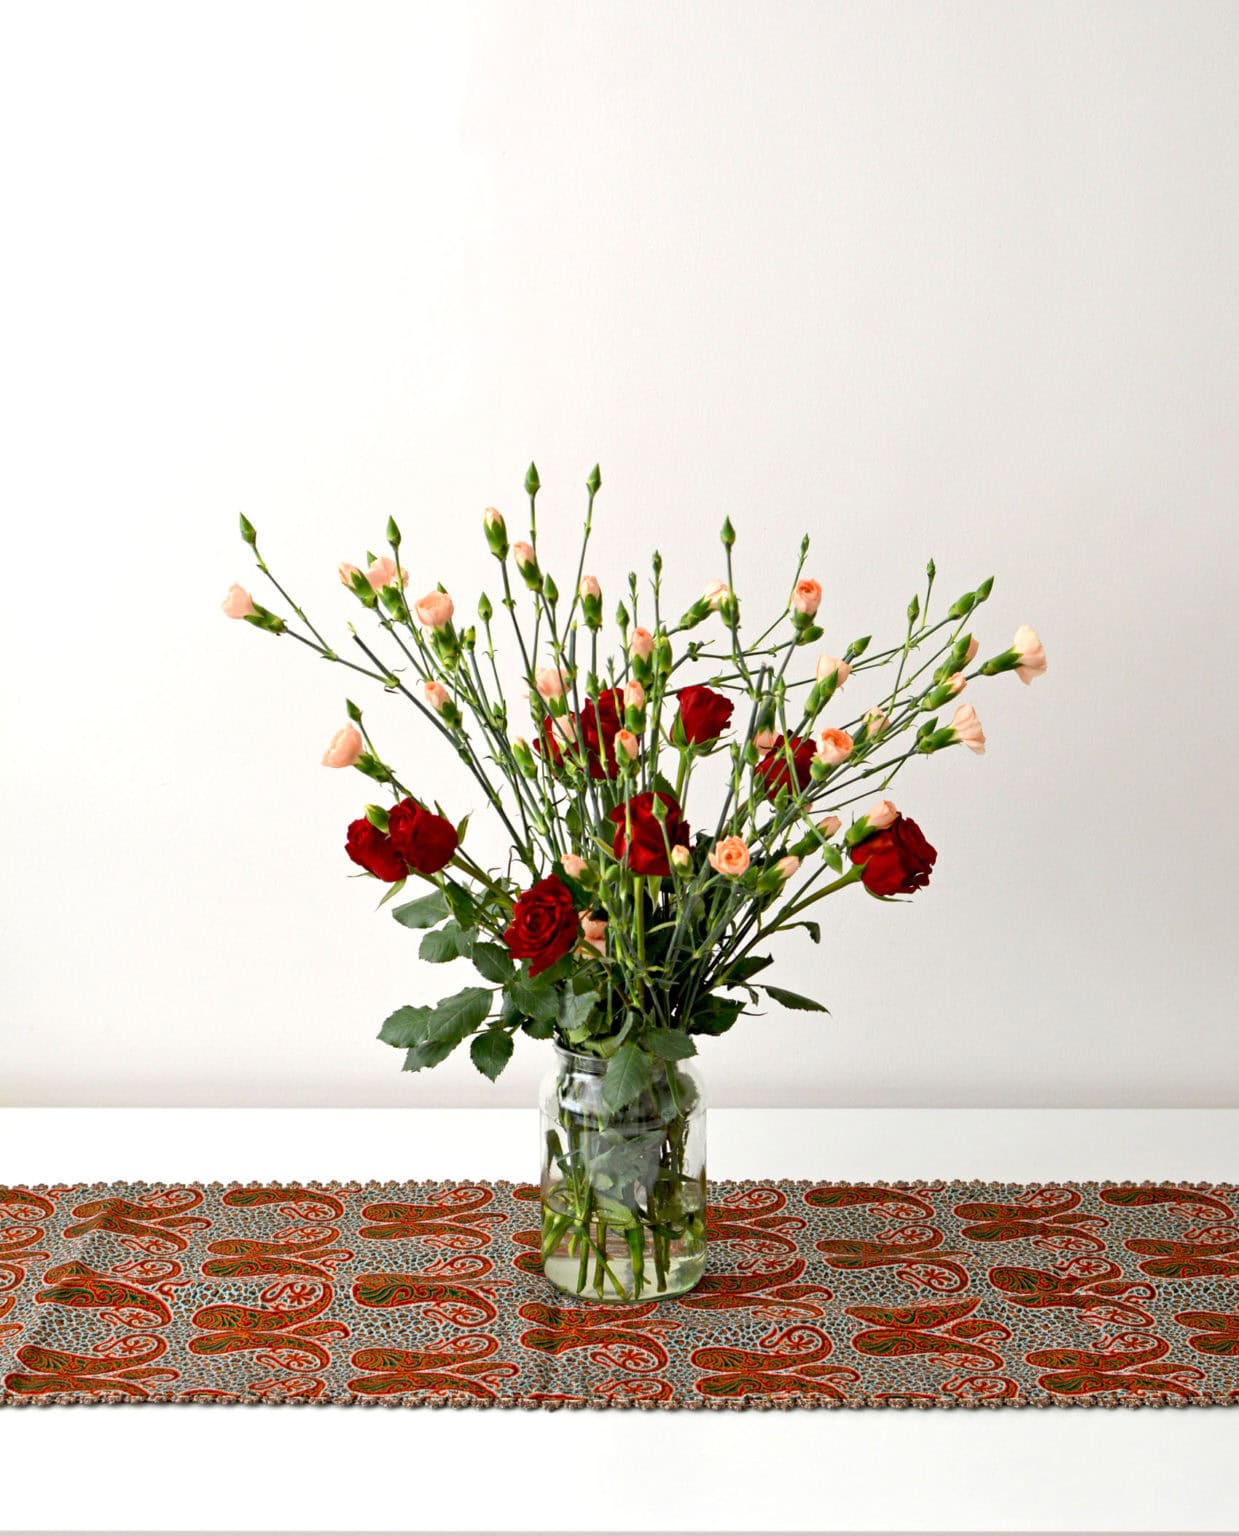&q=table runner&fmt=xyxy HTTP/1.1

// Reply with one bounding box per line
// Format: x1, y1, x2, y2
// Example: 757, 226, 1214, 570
2, 1178, 1237, 1409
